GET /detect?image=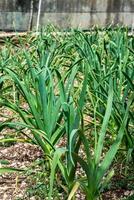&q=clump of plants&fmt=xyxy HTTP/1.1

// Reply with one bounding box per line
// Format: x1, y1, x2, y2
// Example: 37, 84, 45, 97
0, 27, 134, 200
